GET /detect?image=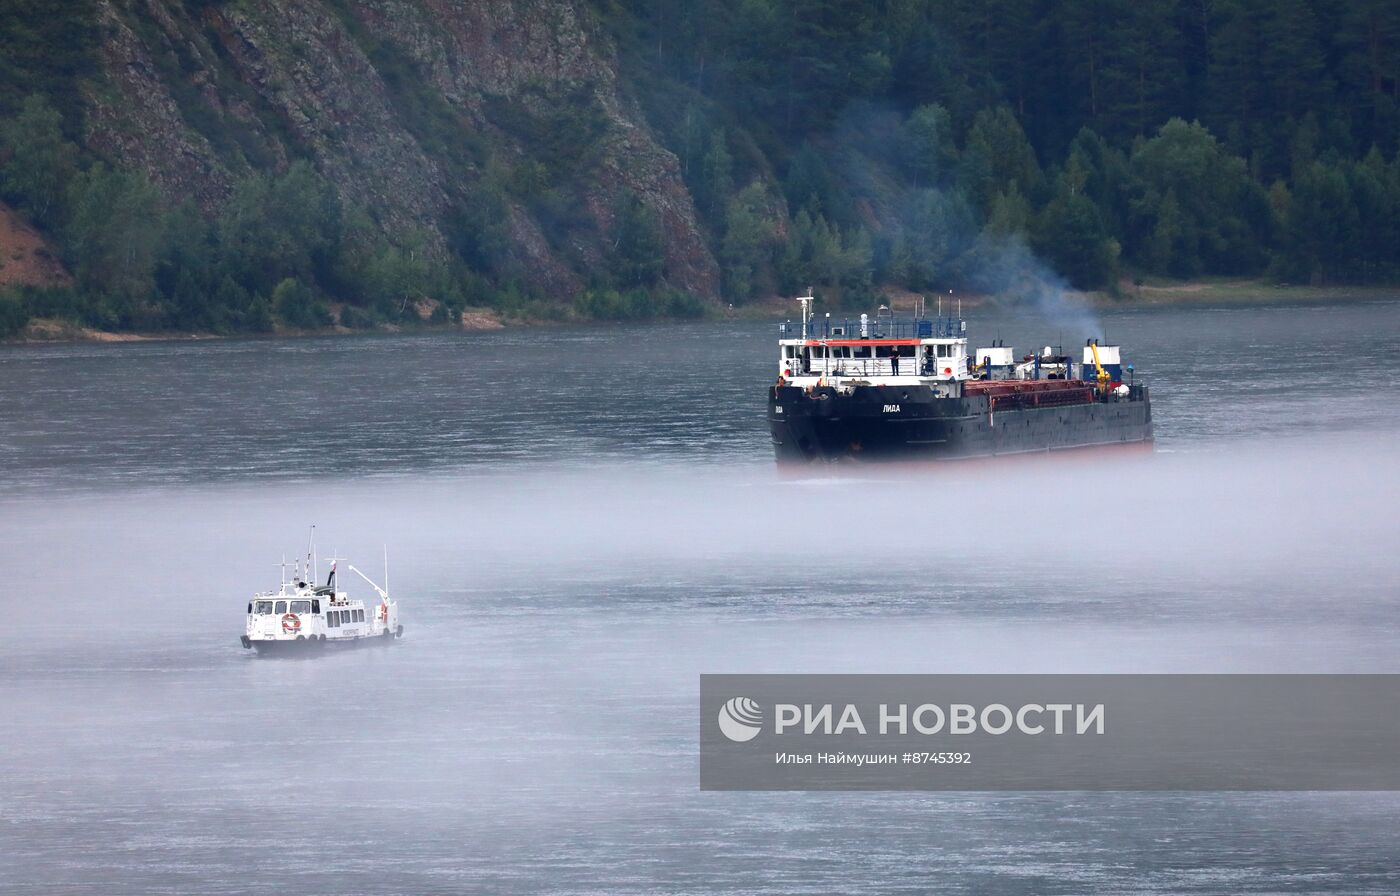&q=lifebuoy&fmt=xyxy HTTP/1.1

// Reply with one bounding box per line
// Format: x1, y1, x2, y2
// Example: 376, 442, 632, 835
281, 613, 301, 634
